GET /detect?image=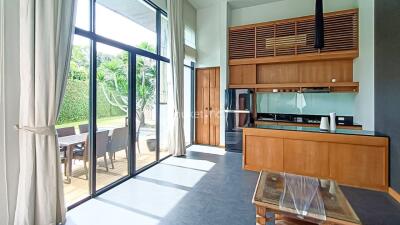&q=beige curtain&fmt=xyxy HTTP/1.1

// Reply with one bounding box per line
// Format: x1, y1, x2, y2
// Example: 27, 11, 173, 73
167, 0, 186, 156
0, 0, 9, 223
14, 0, 77, 224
